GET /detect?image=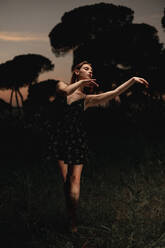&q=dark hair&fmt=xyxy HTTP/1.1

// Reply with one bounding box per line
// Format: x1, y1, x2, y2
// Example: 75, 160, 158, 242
70, 61, 92, 84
